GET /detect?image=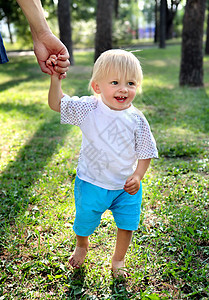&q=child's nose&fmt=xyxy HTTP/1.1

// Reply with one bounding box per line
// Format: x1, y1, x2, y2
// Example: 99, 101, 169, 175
119, 85, 128, 92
